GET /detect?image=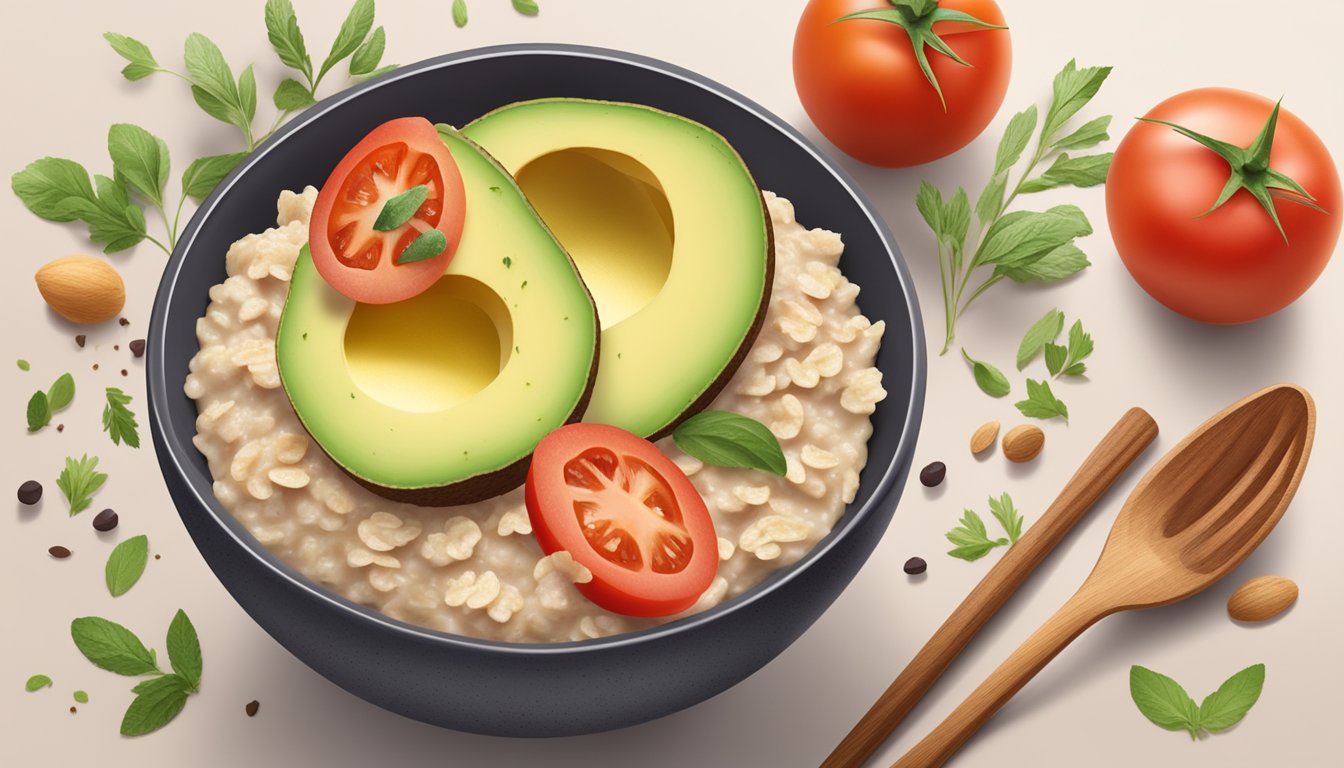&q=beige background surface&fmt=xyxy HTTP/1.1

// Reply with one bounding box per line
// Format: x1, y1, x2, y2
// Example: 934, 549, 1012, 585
3, 1, 1341, 765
